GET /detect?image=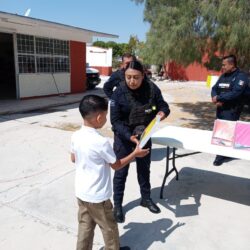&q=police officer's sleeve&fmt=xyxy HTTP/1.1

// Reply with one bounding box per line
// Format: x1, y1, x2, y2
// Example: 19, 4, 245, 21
211, 79, 219, 98
217, 73, 248, 102
103, 71, 121, 99
110, 93, 132, 141
154, 84, 170, 116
